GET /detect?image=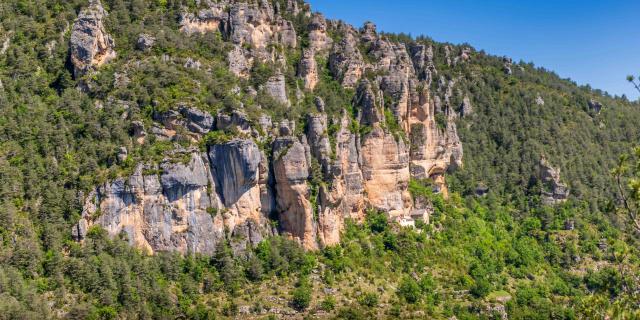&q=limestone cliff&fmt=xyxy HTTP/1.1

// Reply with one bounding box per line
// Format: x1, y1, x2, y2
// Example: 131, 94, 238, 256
73, 0, 469, 254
